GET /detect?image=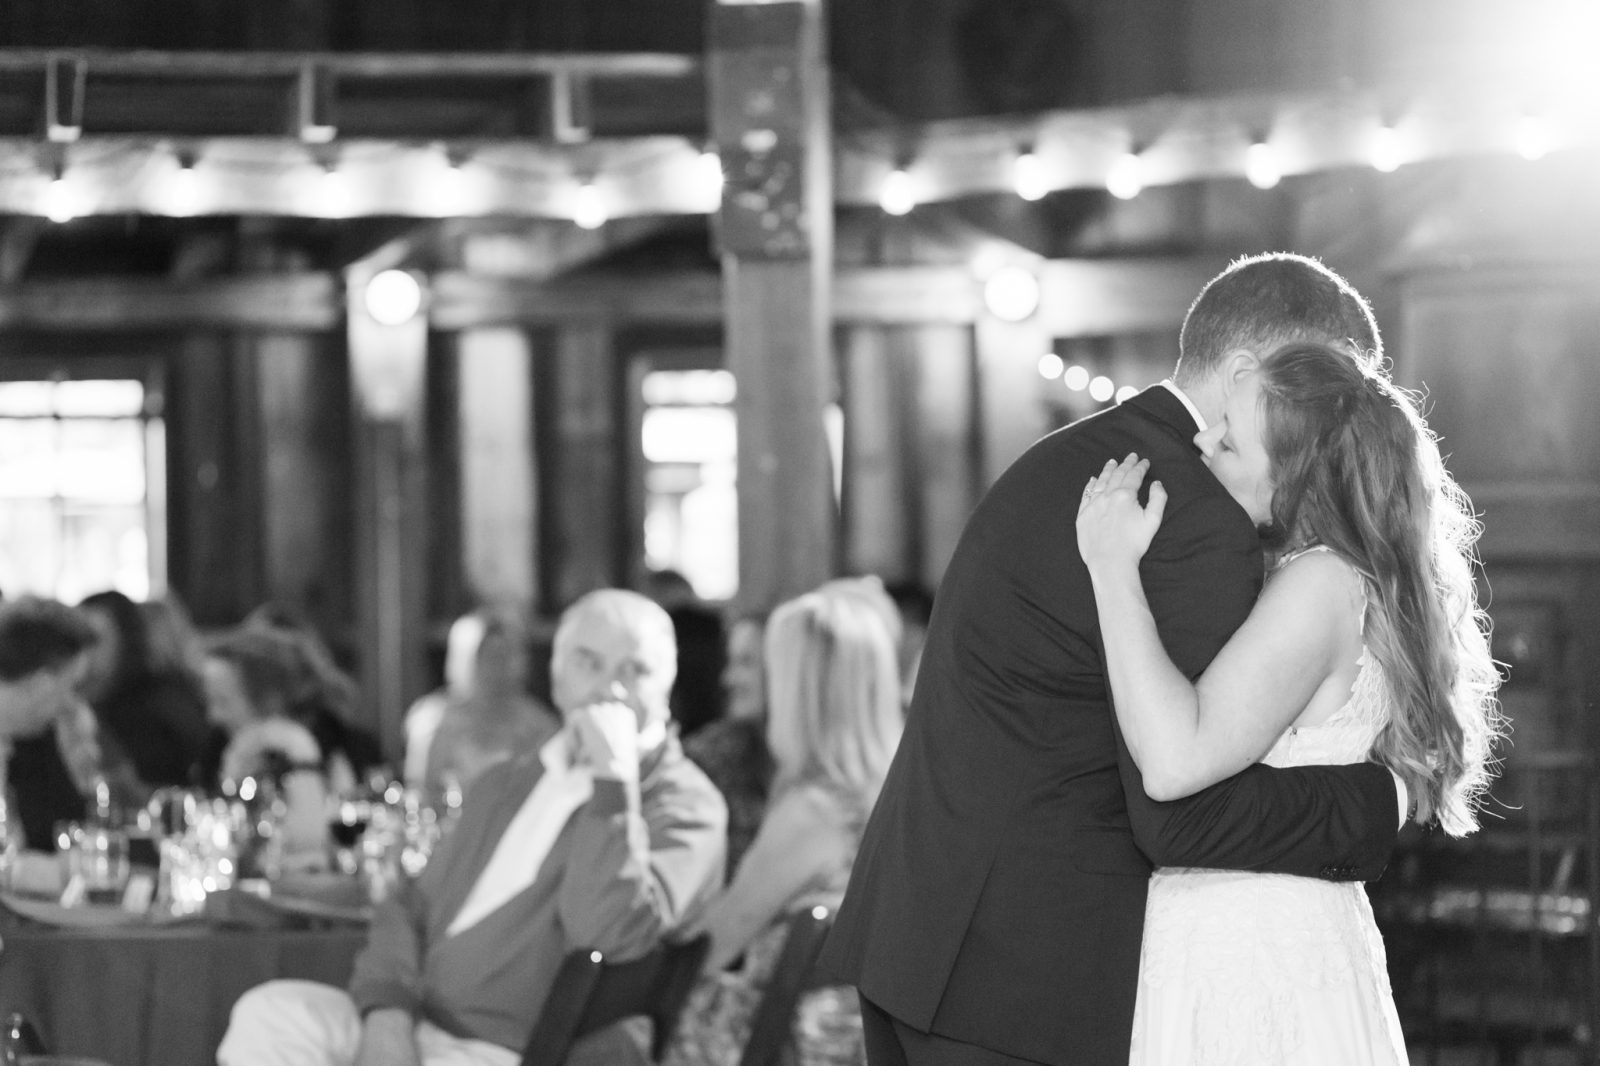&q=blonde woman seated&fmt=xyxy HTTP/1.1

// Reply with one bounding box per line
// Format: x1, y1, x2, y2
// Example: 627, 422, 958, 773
640, 586, 904, 1066
403, 607, 560, 808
